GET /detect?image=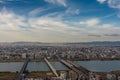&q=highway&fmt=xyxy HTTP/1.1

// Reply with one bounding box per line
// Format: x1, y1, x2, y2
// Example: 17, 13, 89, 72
60, 60, 81, 74
60, 59, 89, 80
66, 60, 90, 76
